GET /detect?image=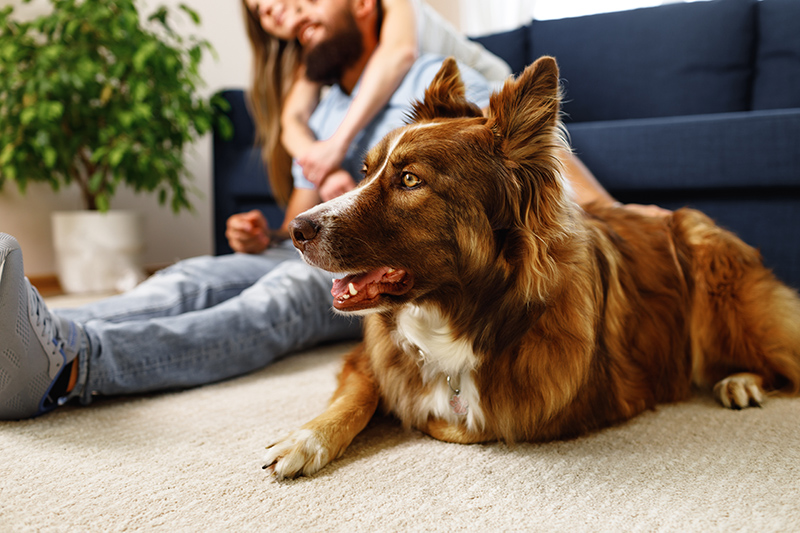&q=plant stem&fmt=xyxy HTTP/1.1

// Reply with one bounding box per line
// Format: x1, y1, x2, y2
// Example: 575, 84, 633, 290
71, 150, 98, 211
